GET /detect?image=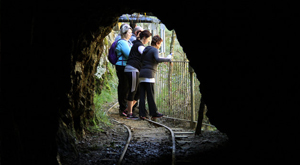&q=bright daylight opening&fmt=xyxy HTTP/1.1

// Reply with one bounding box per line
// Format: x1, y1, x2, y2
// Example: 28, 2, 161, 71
94, 13, 216, 132
79, 13, 228, 165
